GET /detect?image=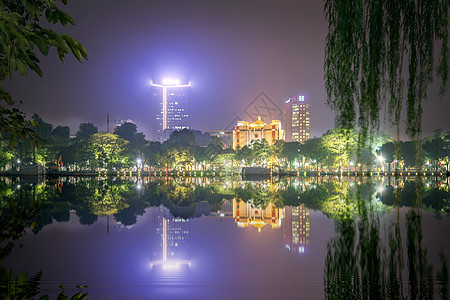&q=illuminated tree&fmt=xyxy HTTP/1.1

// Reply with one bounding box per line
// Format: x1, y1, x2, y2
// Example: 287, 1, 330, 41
321, 129, 357, 171
300, 137, 329, 171
251, 139, 272, 166
89, 133, 130, 170
280, 141, 301, 169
